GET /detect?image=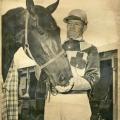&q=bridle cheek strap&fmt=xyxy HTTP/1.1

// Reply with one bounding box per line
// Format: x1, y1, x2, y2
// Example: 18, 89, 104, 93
24, 10, 35, 59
